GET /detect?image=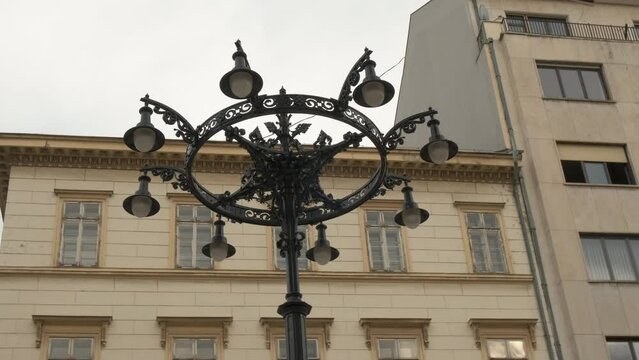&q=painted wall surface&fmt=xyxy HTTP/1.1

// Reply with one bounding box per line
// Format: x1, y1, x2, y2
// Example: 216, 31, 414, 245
476, 1, 639, 359
0, 159, 547, 360
395, 0, 506, 152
